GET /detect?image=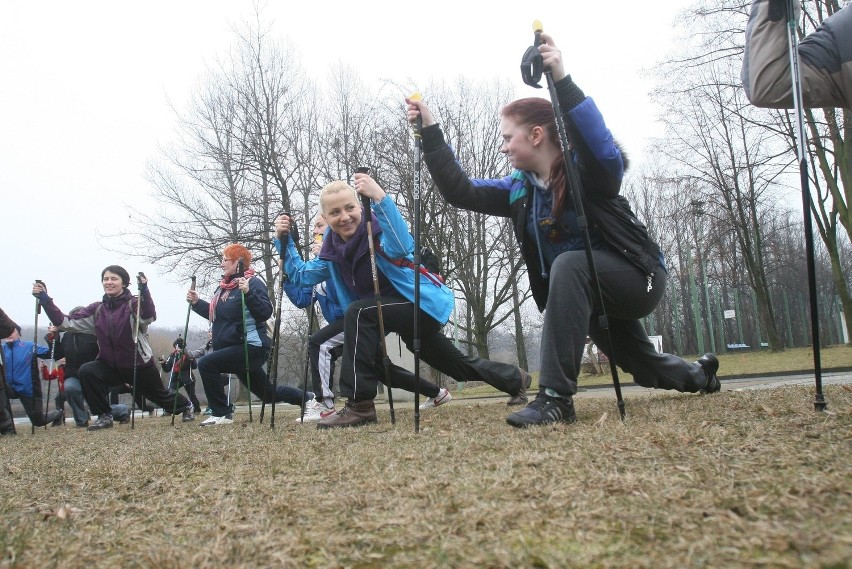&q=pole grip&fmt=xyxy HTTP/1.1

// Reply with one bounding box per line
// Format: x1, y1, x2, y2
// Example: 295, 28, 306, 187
355, 166, 371, 217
